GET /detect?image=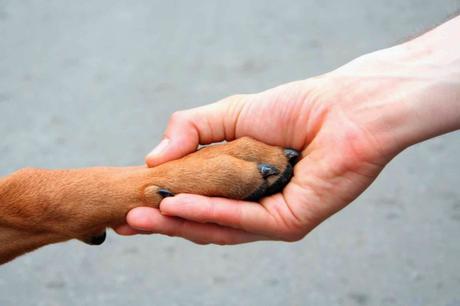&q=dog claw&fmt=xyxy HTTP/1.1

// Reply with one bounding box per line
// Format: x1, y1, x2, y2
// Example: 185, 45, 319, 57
158, 188, 175, 198
87, 231, 106, 245
258, 164, 280, 178
284, 148, 300, 164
